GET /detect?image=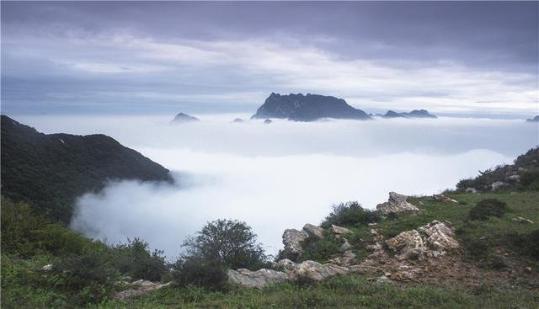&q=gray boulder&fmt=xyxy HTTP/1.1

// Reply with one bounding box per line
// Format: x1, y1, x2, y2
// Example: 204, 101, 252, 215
376, 192, 419, 215
418, 220, 460, 252
386, 230, 426, 260
491, 181, 508, 191
331, 224, 352, 236
114, 280, 171, 300
282, 229, 308, 257
287, 260, 349, 282
303, 224, 325, 239
227, 268, 289, 289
